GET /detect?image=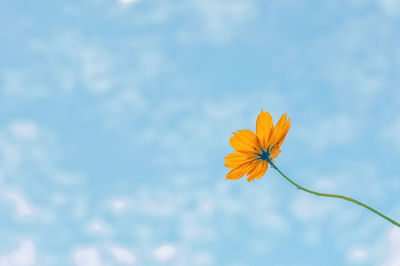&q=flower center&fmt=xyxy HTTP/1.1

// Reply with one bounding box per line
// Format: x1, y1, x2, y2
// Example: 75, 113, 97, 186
258, 146, 271, 161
